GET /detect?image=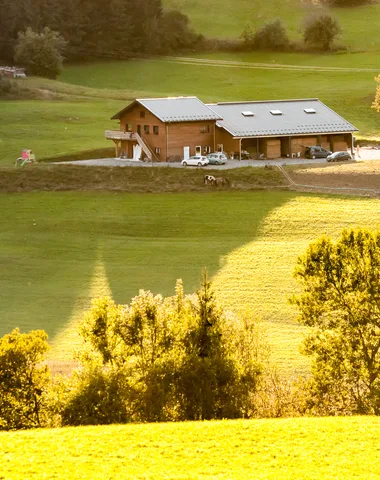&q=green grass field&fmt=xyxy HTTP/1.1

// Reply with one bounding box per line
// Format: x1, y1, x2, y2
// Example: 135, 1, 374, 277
2, 190, 380, 374
1, 416, 379, 479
